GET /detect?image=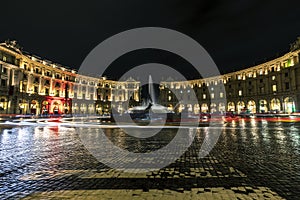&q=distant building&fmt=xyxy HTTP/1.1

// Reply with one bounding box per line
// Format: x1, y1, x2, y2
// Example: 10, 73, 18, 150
0, 40, 140, 115
160, 38, 300, 114
1, 38, 300, 115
